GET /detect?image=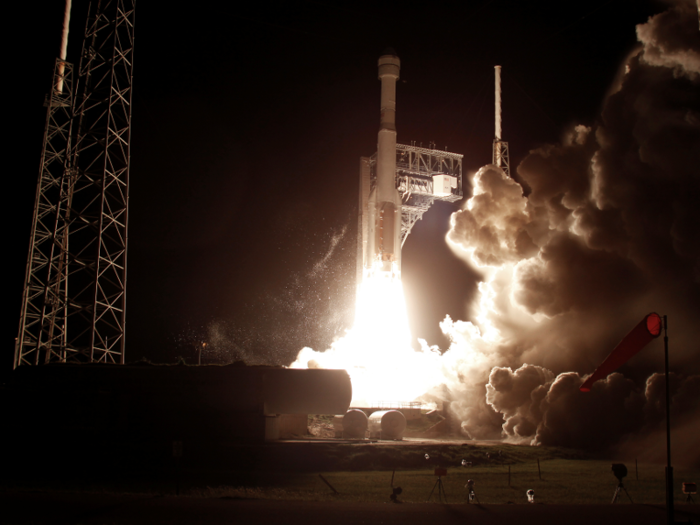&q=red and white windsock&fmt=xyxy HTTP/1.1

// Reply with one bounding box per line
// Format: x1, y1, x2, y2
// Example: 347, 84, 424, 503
580, 313, 663, 392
